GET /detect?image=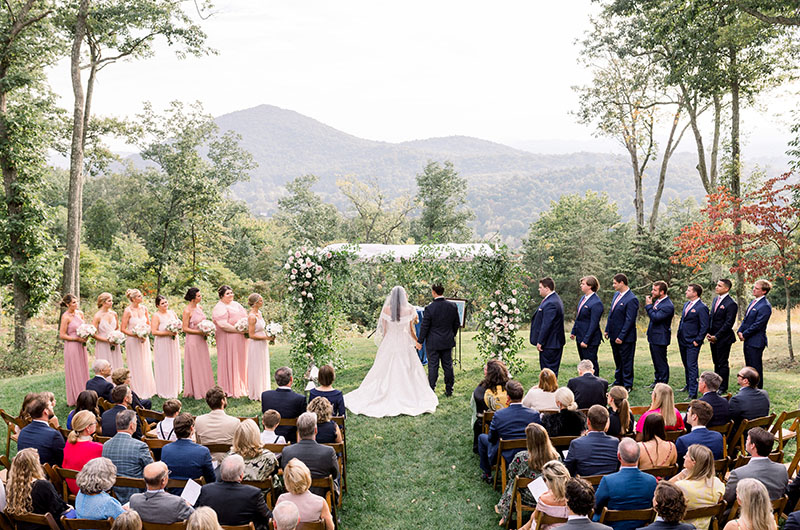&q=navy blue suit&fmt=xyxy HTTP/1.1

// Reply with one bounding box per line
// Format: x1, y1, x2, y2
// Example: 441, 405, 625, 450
564, 431, 619, 477
678, 299, 710, 398
700, 391, 731, 428
675, 426, 724, 463
571, 293, 604, 376
101, 404, 142, 439
785, 511, 800, 530
85, 376, 114, 402
418, 297, 461, 394
738, 297, 772, 389
594, 468, 657, 530
531, 293, 566, 376
477, 403, 541, 475
708, 295, 738, 393
160, 438, 216, 486
261, 388, 307, 441
645, 296, 674, 384
16, 420, 64, 467
605, 290, 639, 389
